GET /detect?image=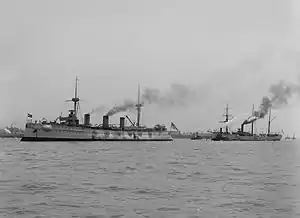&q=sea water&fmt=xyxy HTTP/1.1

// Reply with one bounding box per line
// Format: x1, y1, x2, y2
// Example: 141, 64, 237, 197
0, 138, 299, 217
